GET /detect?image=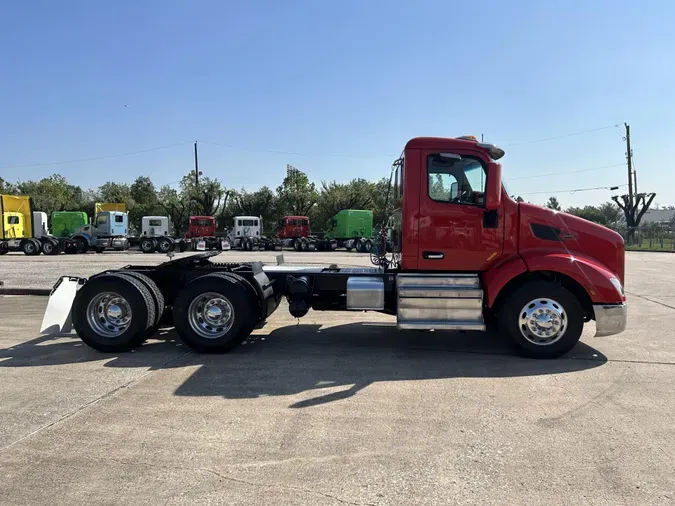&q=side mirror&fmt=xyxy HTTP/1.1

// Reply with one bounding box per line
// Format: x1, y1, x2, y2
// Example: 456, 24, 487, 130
485, 161, 502, 210
450, 181, 459, 199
